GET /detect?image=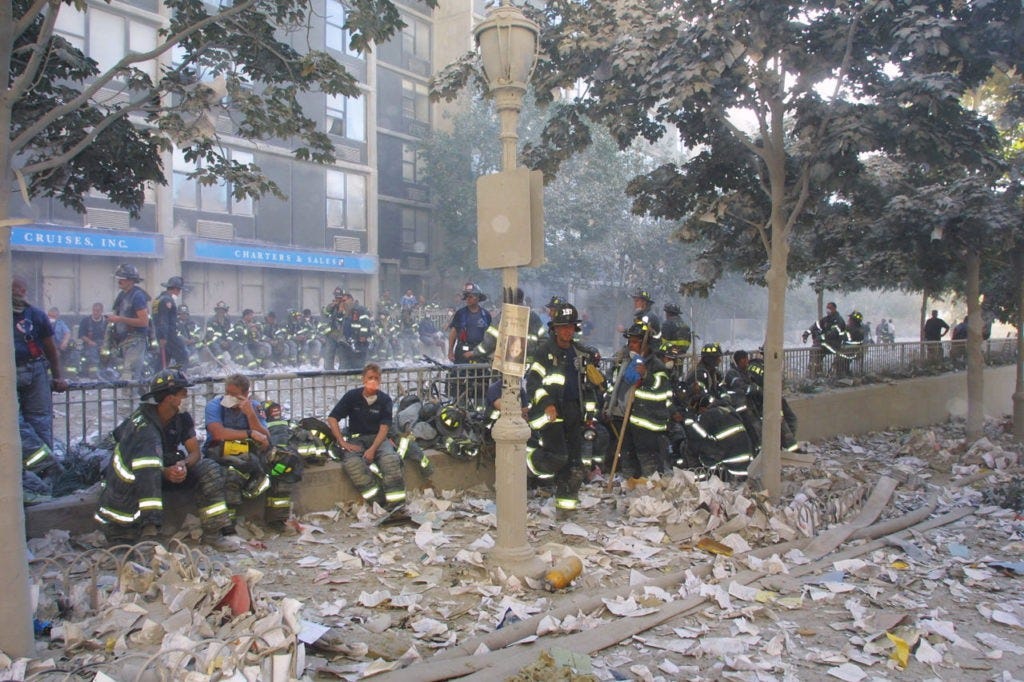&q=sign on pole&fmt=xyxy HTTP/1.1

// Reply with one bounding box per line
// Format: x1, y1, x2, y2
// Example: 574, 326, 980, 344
492, 303, 530, 378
